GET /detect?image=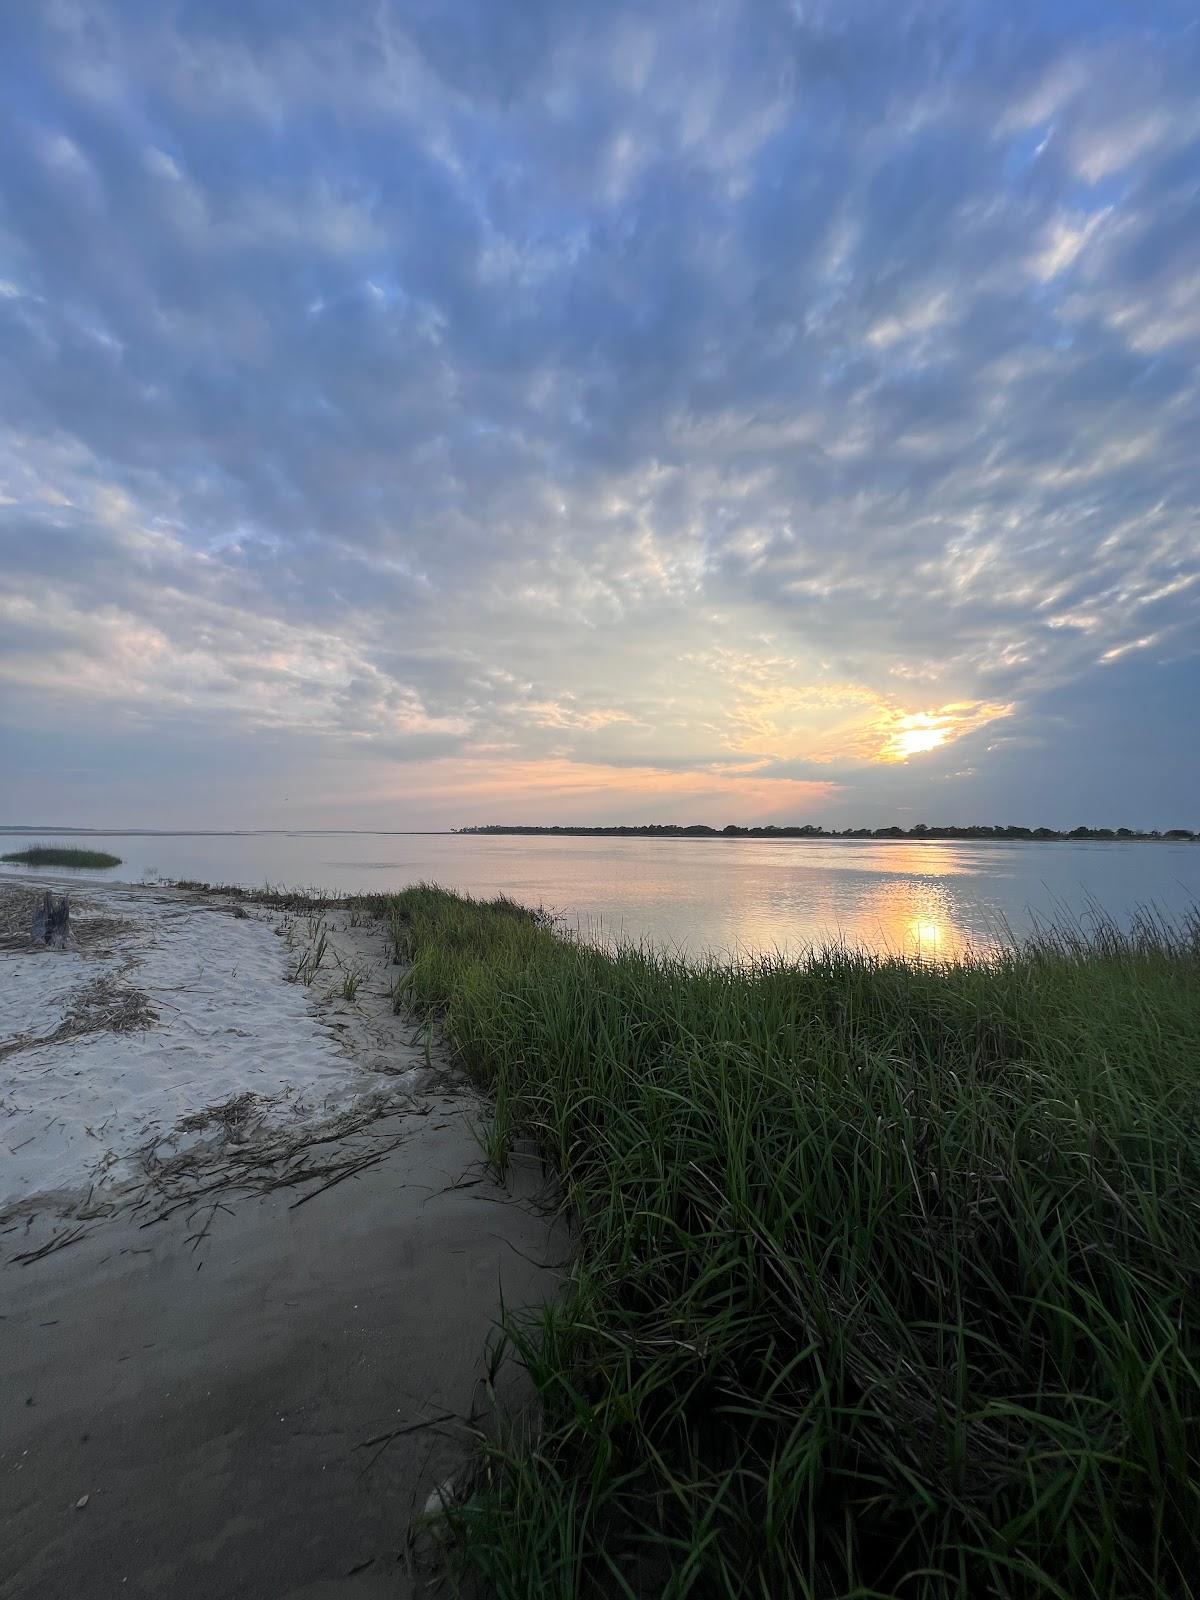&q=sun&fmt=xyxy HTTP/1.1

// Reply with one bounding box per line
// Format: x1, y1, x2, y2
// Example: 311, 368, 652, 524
868, 698, 1012, 764
894, 724, 947, 758
880, 713, 950, 760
